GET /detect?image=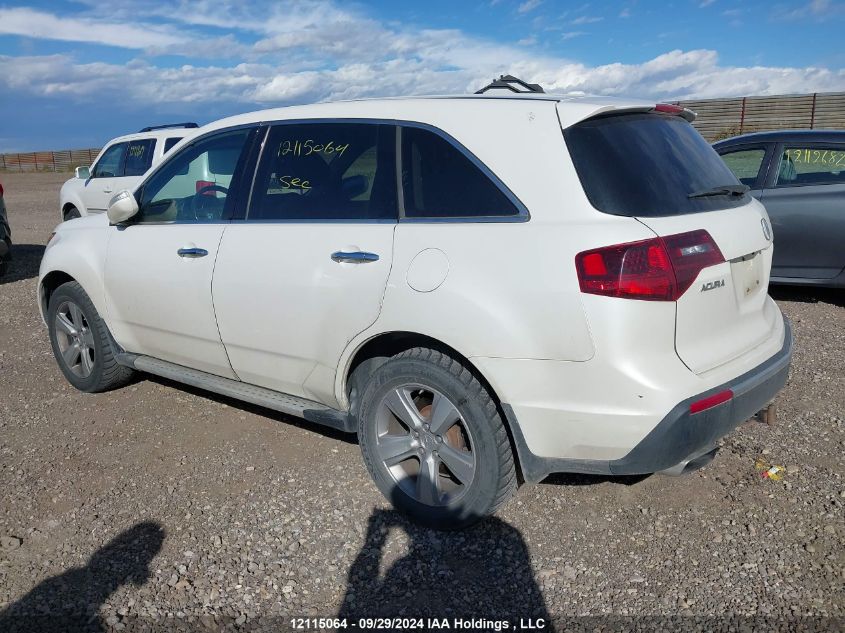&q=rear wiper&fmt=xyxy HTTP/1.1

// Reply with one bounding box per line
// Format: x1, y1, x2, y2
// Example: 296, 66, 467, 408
688, 184, 750, 199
